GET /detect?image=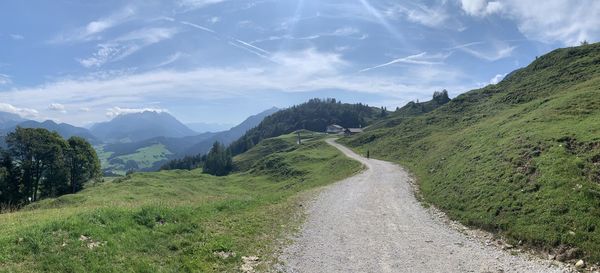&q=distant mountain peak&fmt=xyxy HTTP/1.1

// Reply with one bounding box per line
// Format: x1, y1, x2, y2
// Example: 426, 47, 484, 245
91, 110, 196, 143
